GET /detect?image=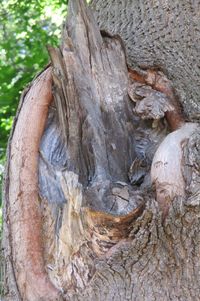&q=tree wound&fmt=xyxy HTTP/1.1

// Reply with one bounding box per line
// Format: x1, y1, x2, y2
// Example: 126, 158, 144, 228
4, 0, 200, 299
